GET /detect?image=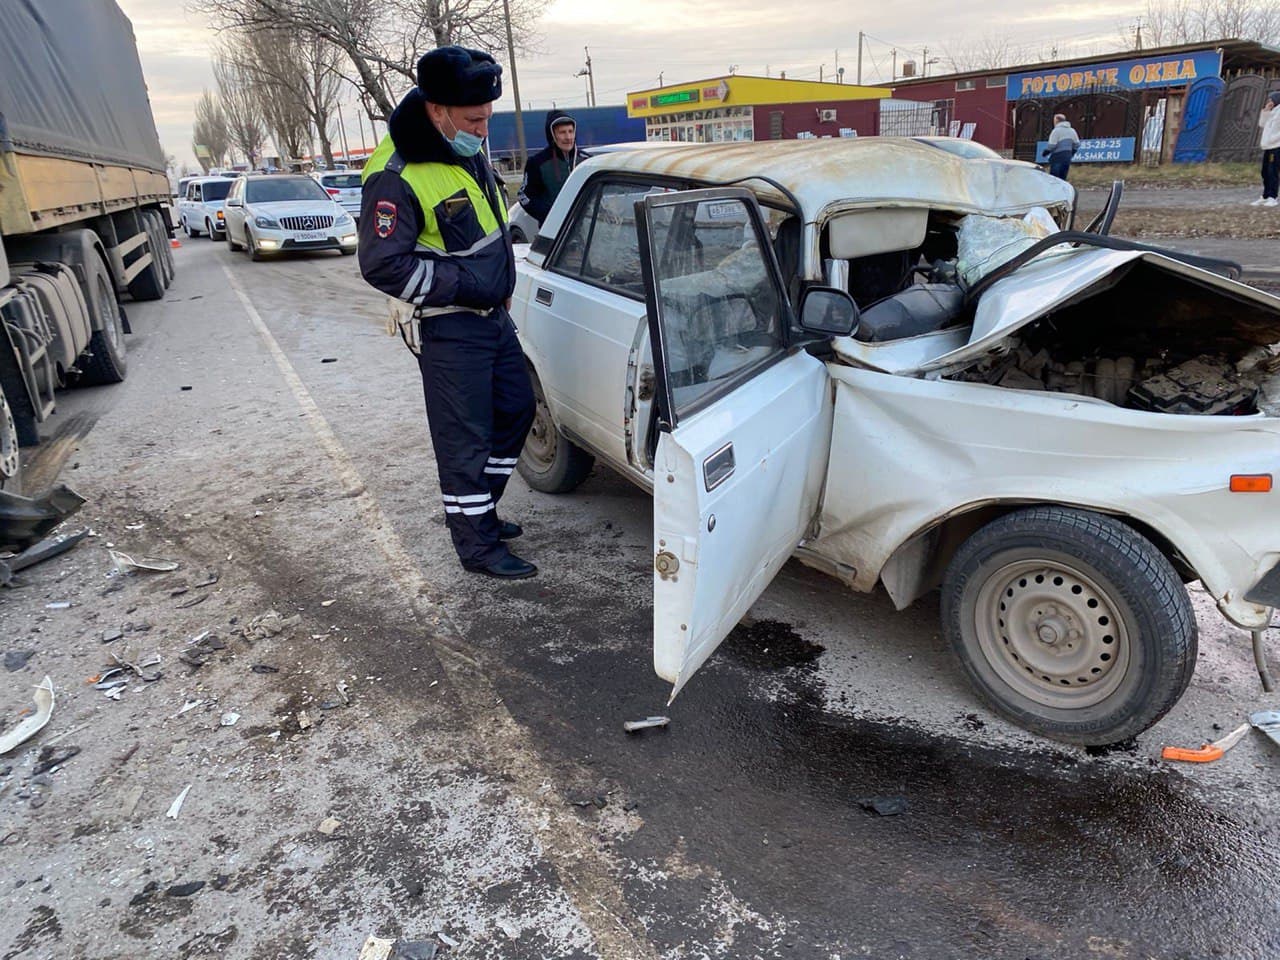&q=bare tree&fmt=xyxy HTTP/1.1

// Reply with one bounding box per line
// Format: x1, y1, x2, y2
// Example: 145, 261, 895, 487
228, 28, 315, 165
192, 89, 231, 171
214, 50, 267, 169
1133, 0, 1280, 47
195, 0, 549, 120
942, 34, 1018, 73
